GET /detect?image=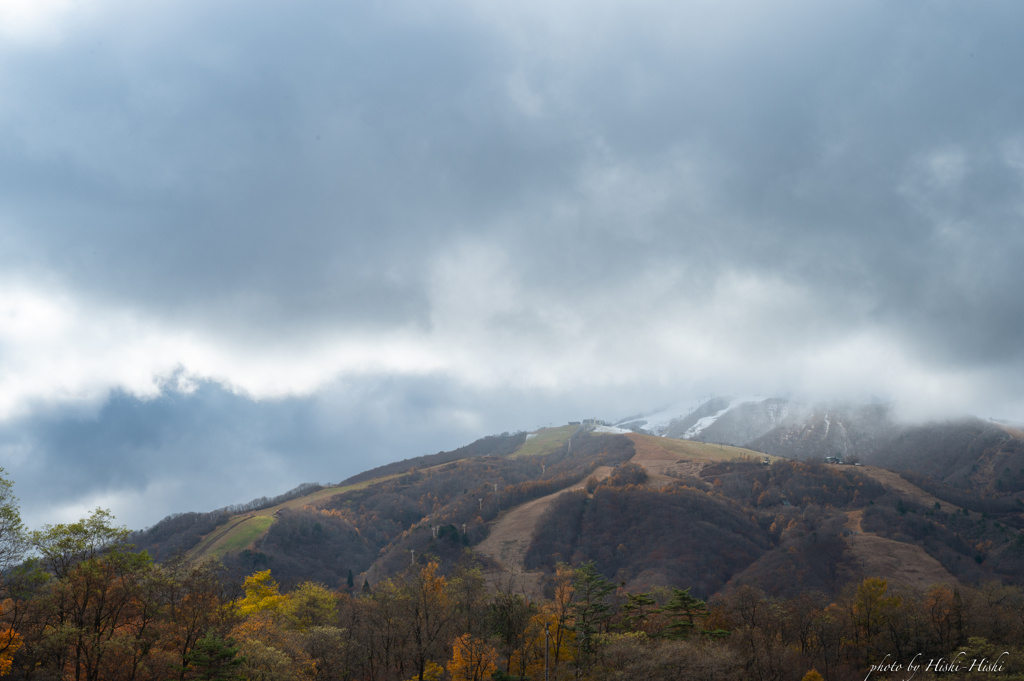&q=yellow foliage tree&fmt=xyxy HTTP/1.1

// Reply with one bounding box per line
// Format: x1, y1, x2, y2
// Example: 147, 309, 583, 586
801, 669, 824, 681
282, 581, 338, 631
850, 578, 900, 646
516, 610, 560, 681
237, 570, 286, 616
546, 564, 577, 675
406, 660, 444, 681
447, 634, 498, 681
